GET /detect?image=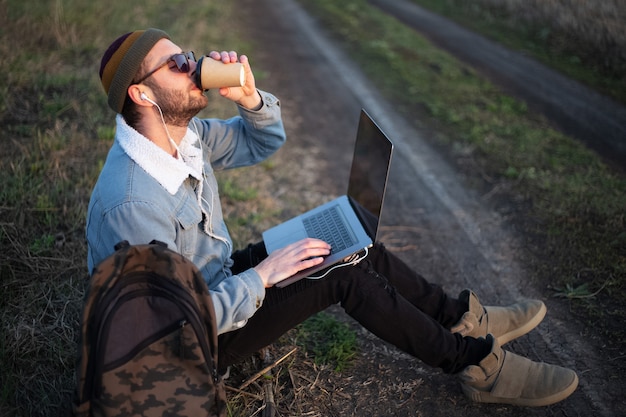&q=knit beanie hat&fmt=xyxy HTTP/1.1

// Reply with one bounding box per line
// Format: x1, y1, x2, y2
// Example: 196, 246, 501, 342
99, 28, 170, 113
